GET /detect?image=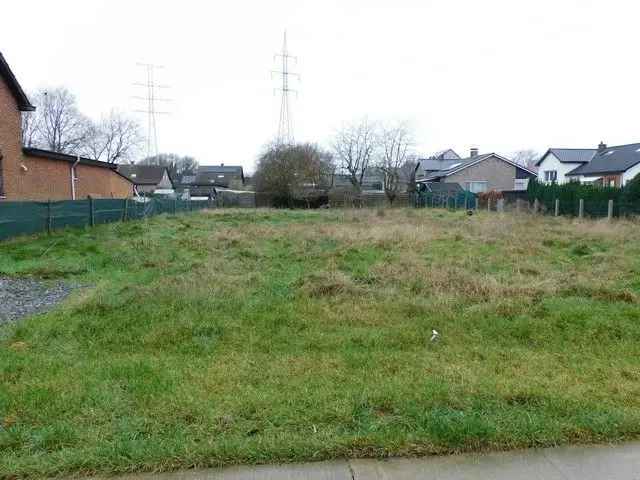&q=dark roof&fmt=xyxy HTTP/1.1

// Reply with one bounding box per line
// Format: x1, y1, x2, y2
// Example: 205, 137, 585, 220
23, 148, 121, 170
117, 165, 172, 186
566, 143, 640, 177
198, 165, 244, 182
417, 159, 462, 172
536, 148, 596, 166
0, 52, 35, 111
422, 153, 537, 181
